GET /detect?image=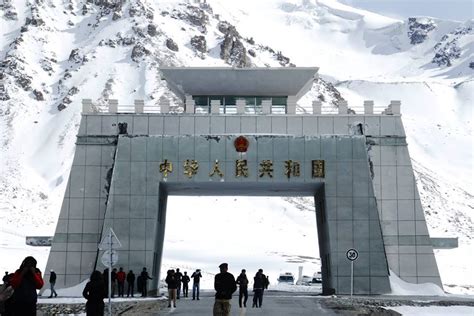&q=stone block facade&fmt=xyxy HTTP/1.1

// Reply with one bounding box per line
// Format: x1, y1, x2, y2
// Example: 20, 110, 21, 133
44, 111, 441, 294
